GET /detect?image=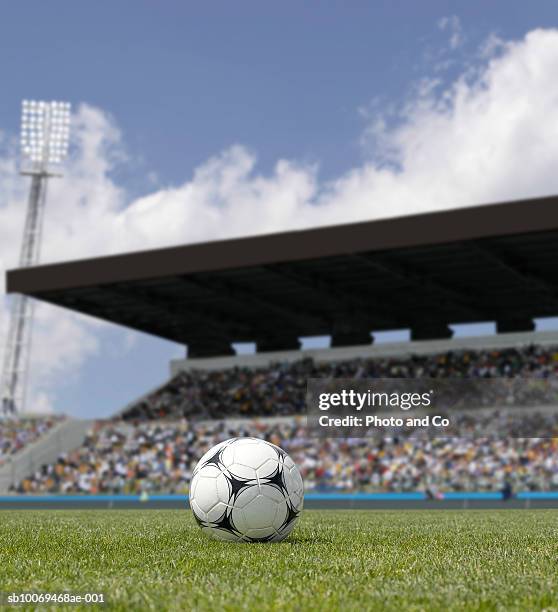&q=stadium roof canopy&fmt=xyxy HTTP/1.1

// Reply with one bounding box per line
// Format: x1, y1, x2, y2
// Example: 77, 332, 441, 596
7, 195, 558, 357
